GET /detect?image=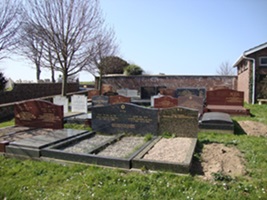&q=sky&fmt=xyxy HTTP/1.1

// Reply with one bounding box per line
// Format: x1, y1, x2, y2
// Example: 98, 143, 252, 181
2, 0, 267, 82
